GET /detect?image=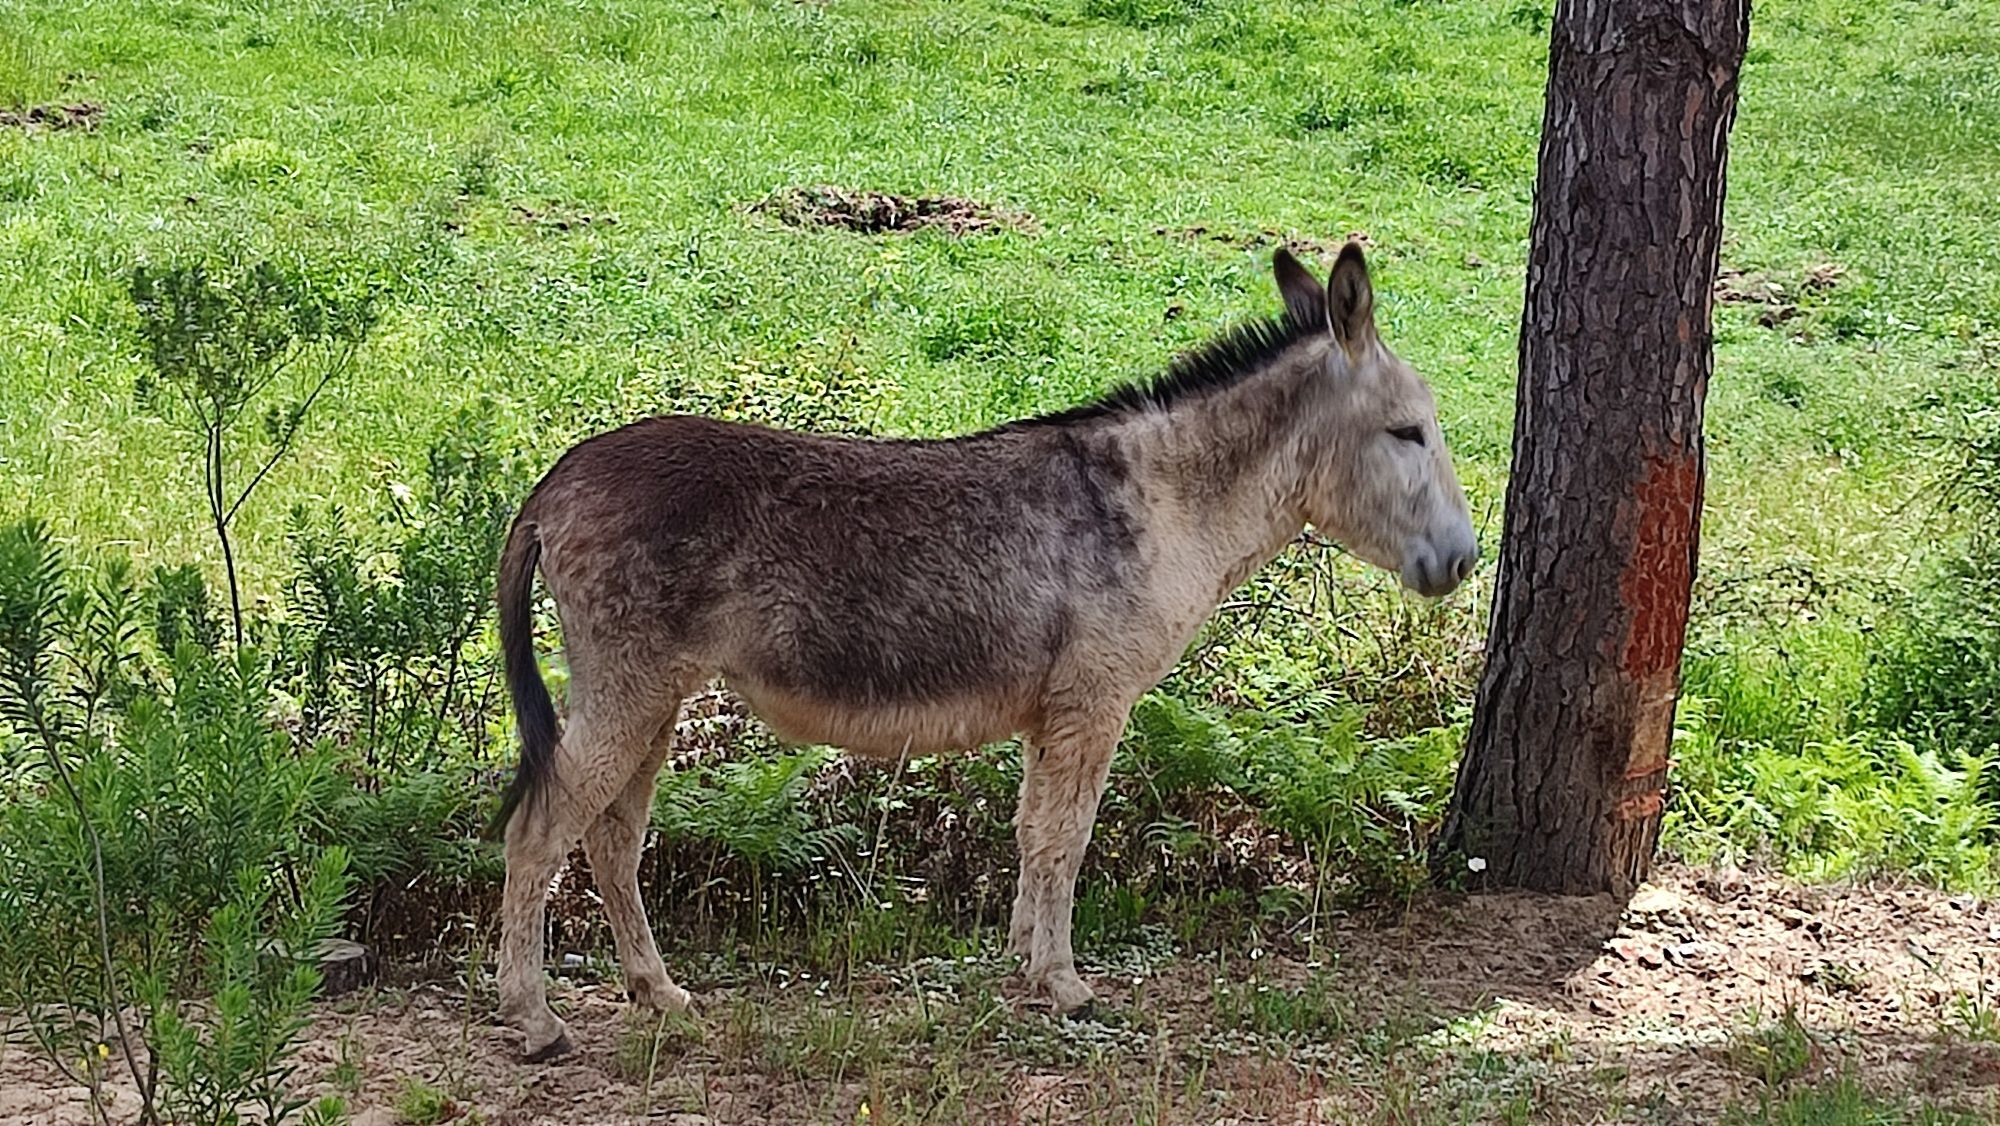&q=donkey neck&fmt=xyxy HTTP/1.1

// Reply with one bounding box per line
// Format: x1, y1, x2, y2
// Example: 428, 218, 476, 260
1117, 345, 1329, 597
